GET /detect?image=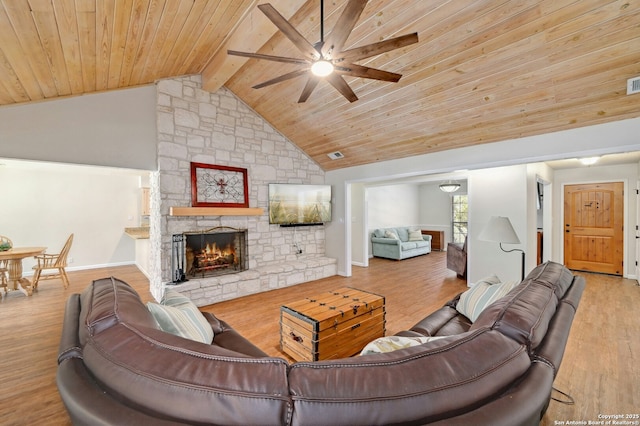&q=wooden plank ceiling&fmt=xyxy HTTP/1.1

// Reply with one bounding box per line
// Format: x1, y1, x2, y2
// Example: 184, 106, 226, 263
0, 0, 638, 171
